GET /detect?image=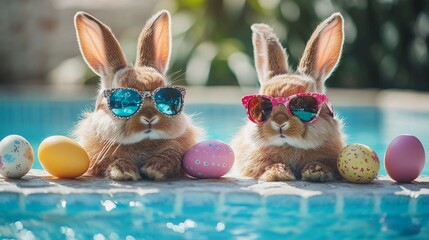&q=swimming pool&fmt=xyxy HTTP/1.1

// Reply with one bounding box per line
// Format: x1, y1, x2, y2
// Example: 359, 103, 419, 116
1, 171, 428, 239
1, 98, 429, 239
1, 99, 428, 175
